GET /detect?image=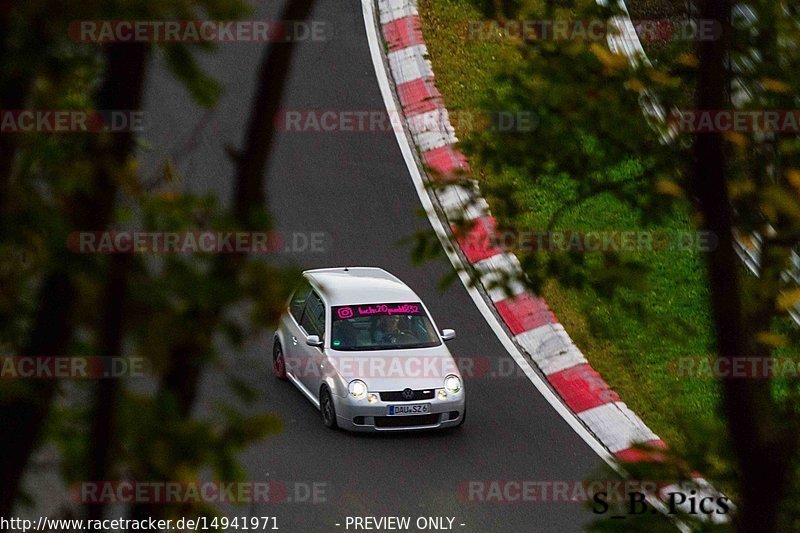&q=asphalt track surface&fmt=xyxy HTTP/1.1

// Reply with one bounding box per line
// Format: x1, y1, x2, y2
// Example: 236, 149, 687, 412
138, 1, 608, 530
